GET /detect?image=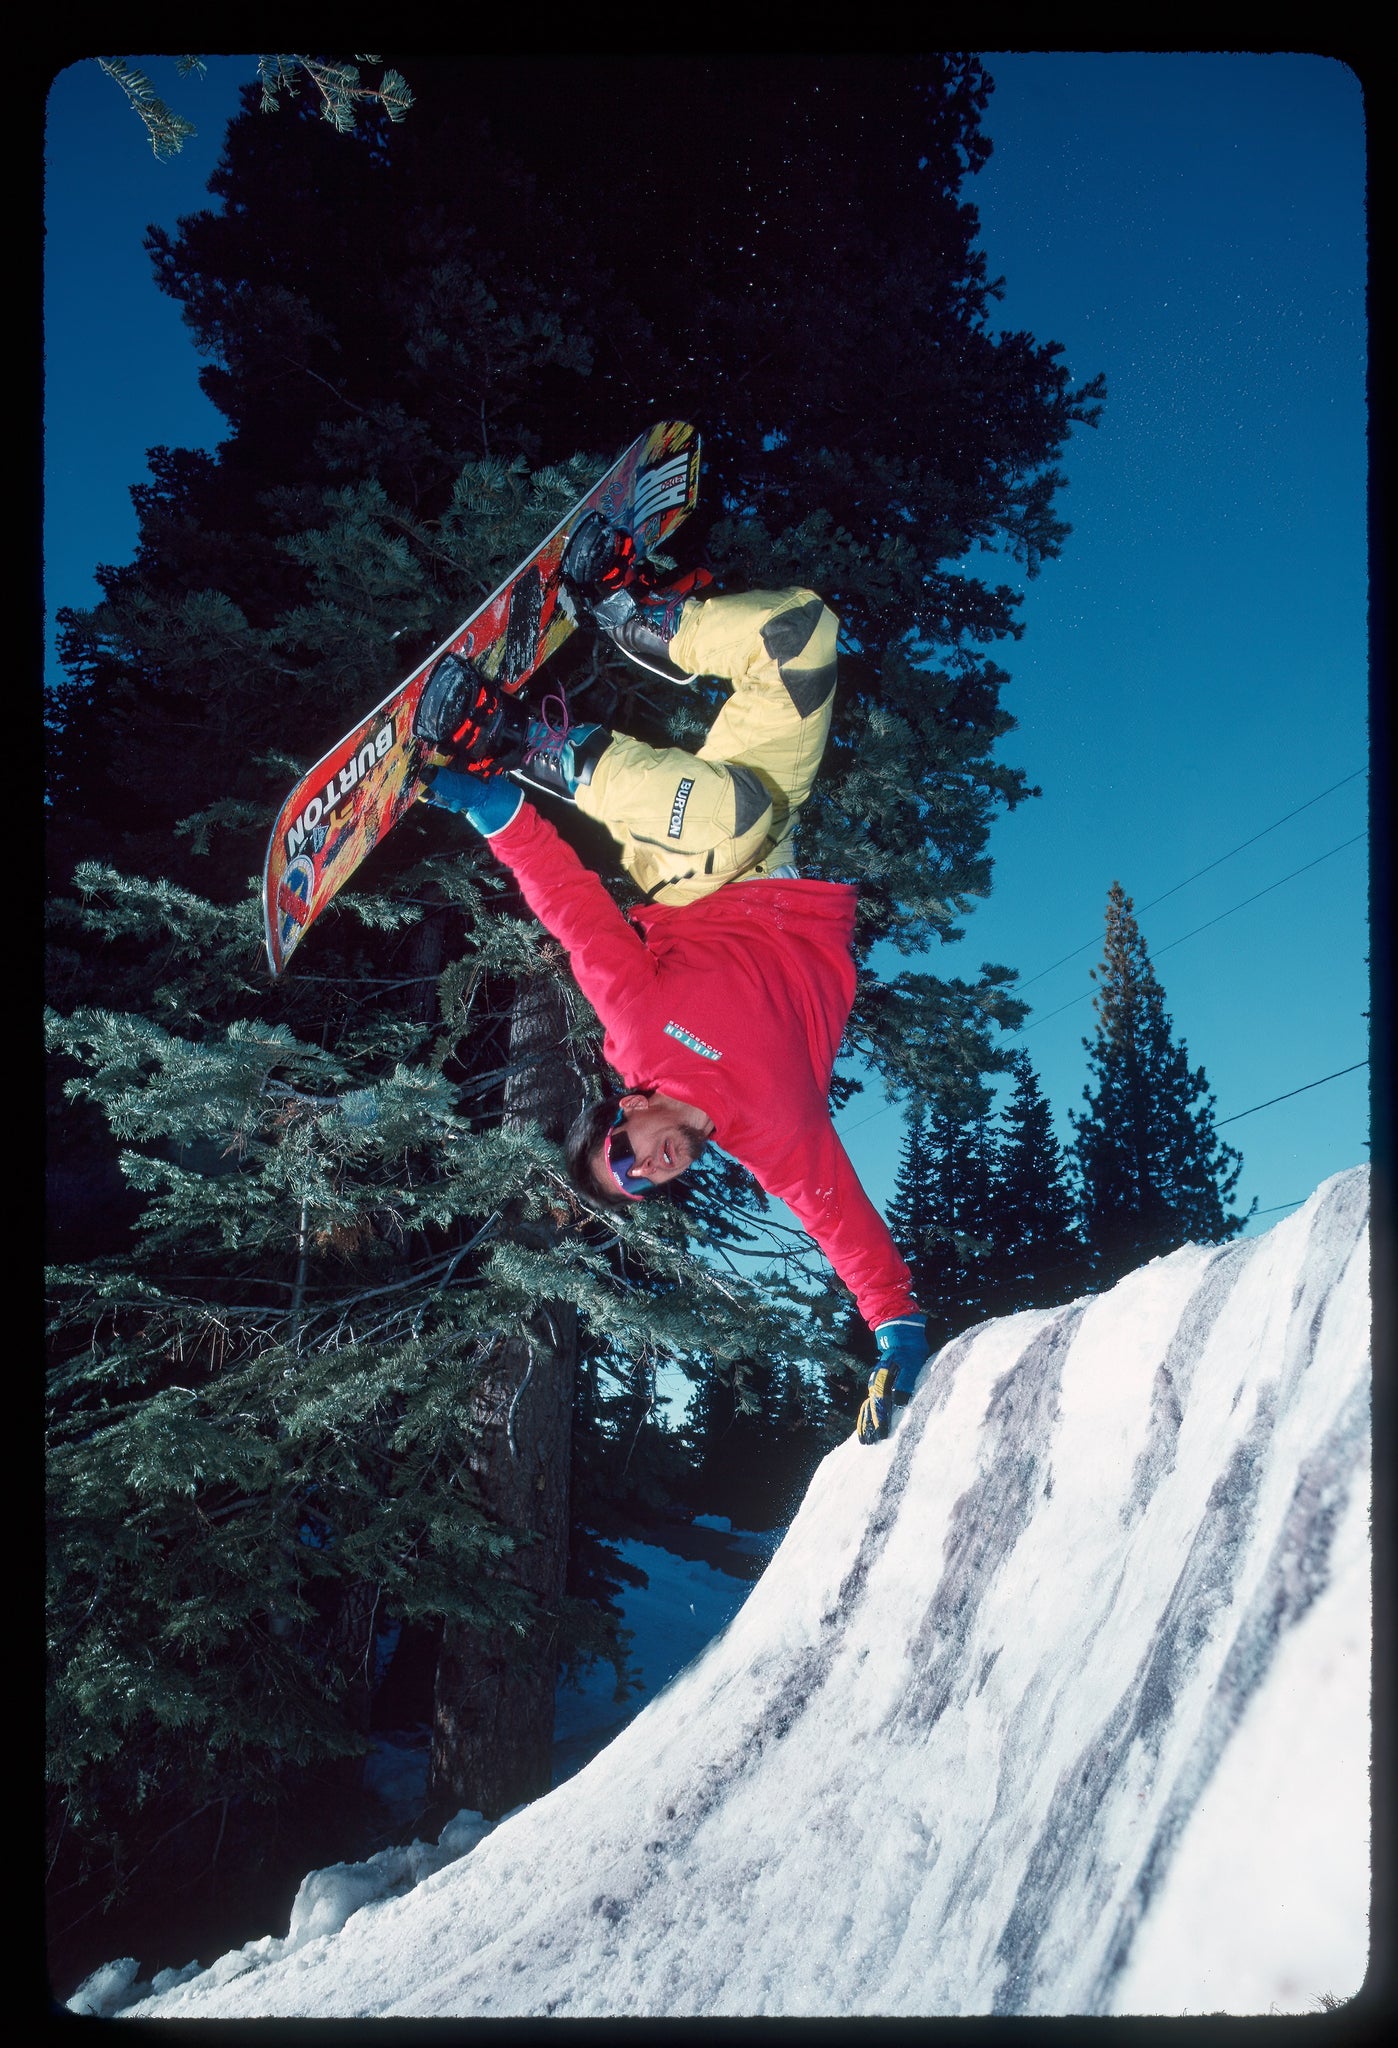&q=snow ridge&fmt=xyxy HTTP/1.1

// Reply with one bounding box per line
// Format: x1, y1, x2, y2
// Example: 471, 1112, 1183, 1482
124, 1168, 1370, 2019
